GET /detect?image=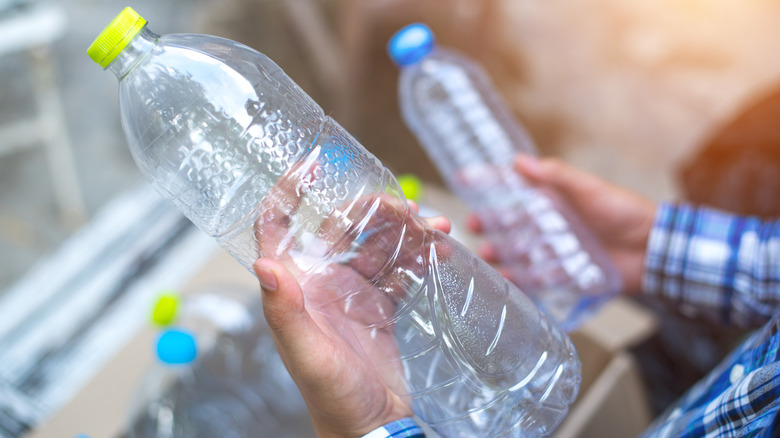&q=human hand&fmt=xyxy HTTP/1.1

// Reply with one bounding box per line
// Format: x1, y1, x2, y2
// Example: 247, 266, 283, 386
468, 155, 656, 294
253, 182, 449, 437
